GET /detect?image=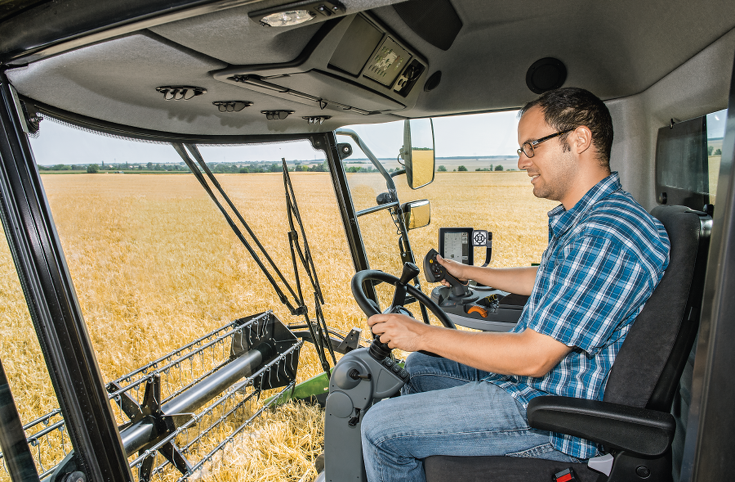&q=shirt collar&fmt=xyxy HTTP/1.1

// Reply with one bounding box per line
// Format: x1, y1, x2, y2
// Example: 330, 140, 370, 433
548, 172, 622, 238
